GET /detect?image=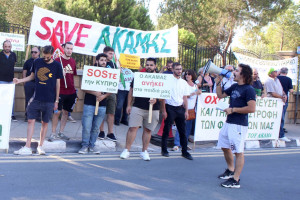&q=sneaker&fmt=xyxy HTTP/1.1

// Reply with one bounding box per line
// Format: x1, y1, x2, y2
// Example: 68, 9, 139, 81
37, 146, 46, 155
98, 131, 105, 140
120, 149, 130, 159
140, 150, 150, 161
283, 128, 288, 133
187, 146, 192, 151
221, 178, 240, 188
89, 147, 100, 154
114, 121, 120, 126
57, 133, 70, 141
279, 136, 291, 142
78, 147, 88, 154
218, 169, 234, 180
172, 146, 180, 151
182, 152, 193, 160
106, 133, 117, 142
14, 146, 32, 155
68, 116, 76, 123
11, 116, 18, 122
48, 134, 59, 142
